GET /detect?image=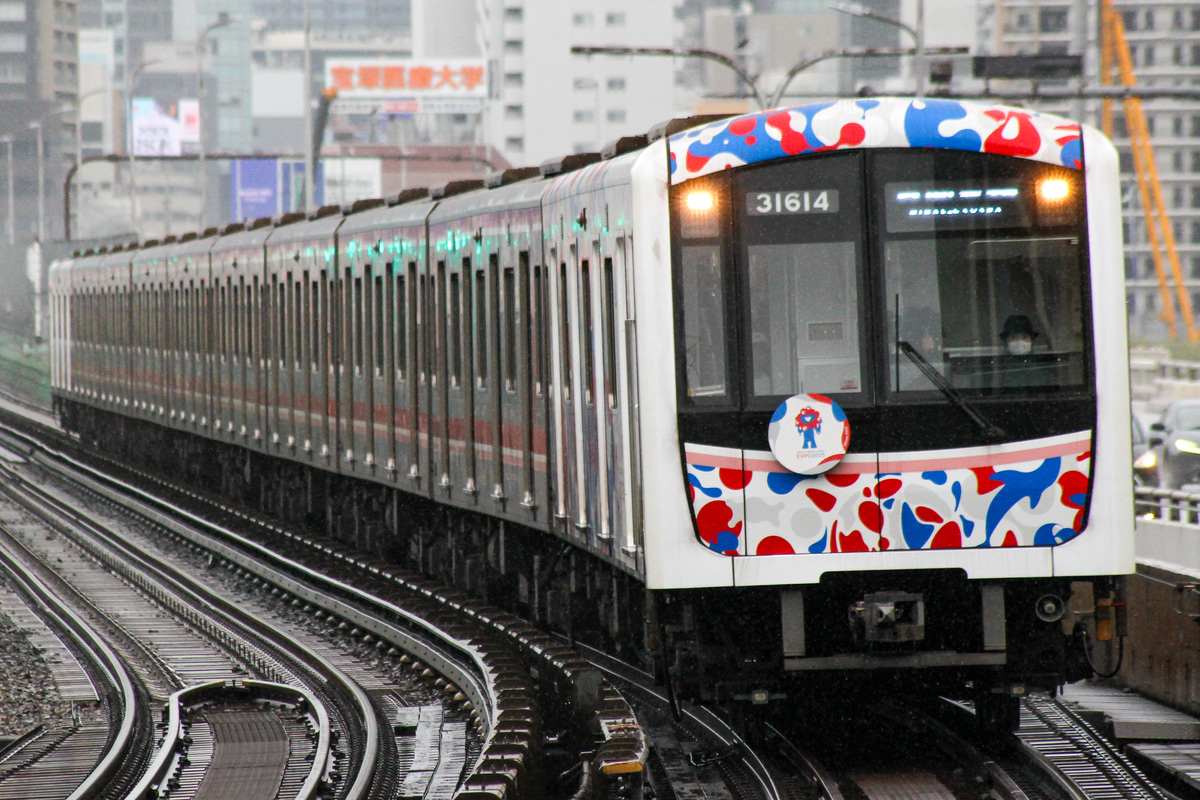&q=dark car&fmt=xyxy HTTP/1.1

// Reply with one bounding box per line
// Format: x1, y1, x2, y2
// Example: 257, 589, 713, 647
1133, 414, 1158, 487
1147, 399, 1200, 489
